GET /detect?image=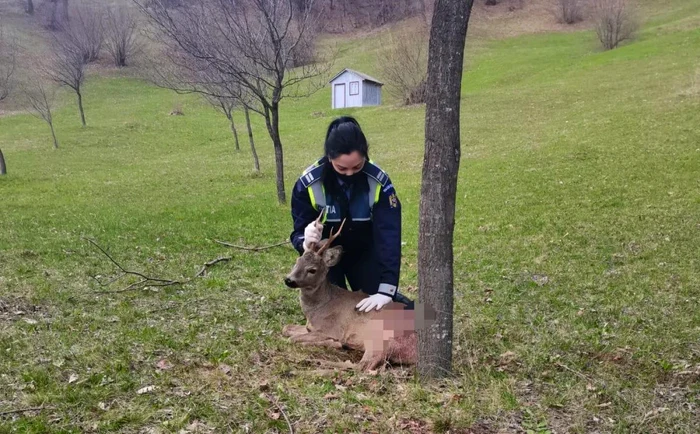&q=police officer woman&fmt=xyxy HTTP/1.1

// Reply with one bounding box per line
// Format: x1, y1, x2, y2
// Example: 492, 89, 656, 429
289, 116, 413, 312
